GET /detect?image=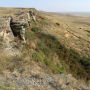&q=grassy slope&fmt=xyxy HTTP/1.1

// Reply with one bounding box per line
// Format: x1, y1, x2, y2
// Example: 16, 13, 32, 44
0, 8, 90, 87
25, 14, 90, 81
